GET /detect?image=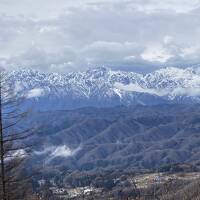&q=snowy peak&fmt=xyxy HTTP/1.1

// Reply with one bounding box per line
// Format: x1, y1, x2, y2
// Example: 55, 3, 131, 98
6, 66, 200, 109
